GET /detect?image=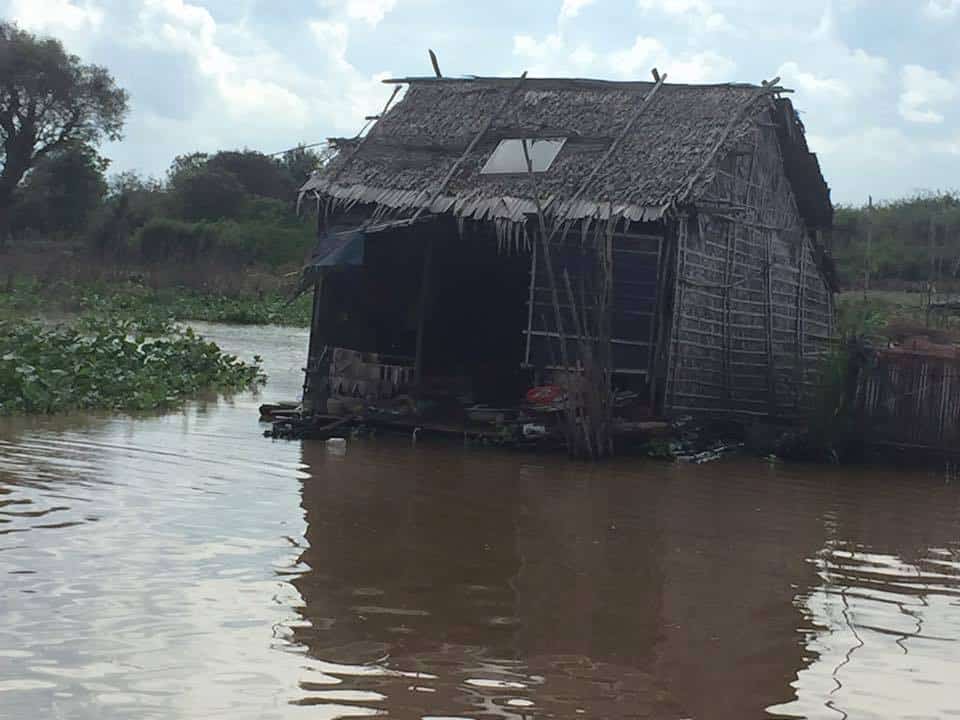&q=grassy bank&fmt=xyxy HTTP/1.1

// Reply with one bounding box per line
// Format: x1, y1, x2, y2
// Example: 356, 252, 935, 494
1, 277, 312, 328
0, 316, 266, 414
837, 289, 960, 343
